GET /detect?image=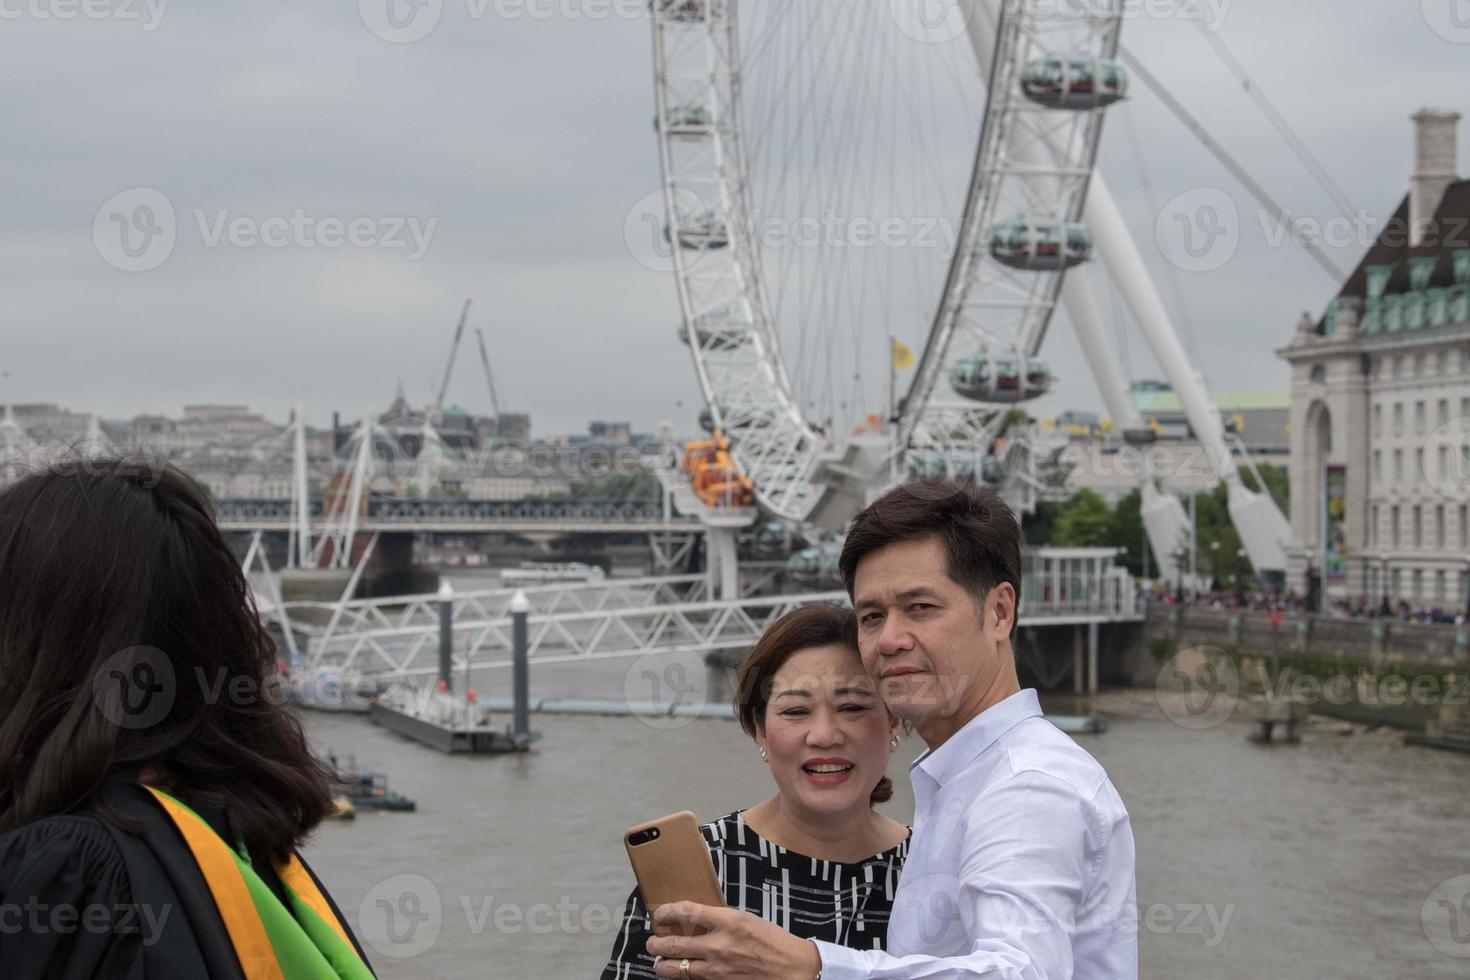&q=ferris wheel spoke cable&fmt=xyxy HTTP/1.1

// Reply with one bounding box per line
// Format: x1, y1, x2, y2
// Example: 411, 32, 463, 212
750, 3, 923, 425
823, 18, 889, 419
751, 2, 979, 427
1117, 45, 1347, 283
753, 6, 869, 409
1188, 19, 1359, 224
